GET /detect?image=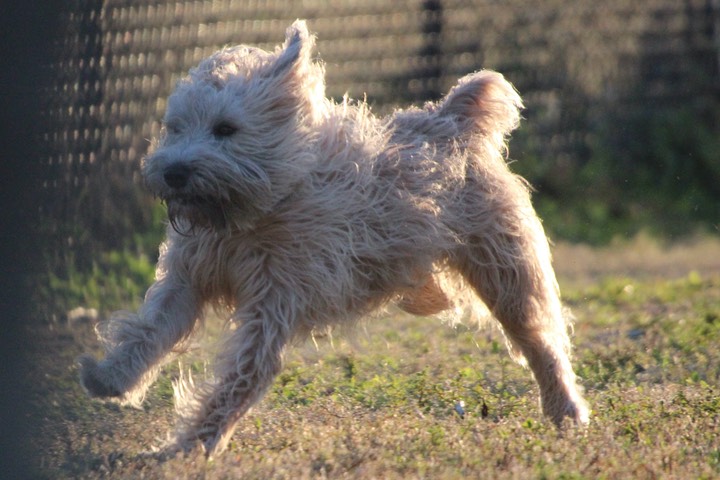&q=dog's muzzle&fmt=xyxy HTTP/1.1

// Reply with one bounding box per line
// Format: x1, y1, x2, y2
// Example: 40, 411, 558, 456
158, 164, 229, 233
